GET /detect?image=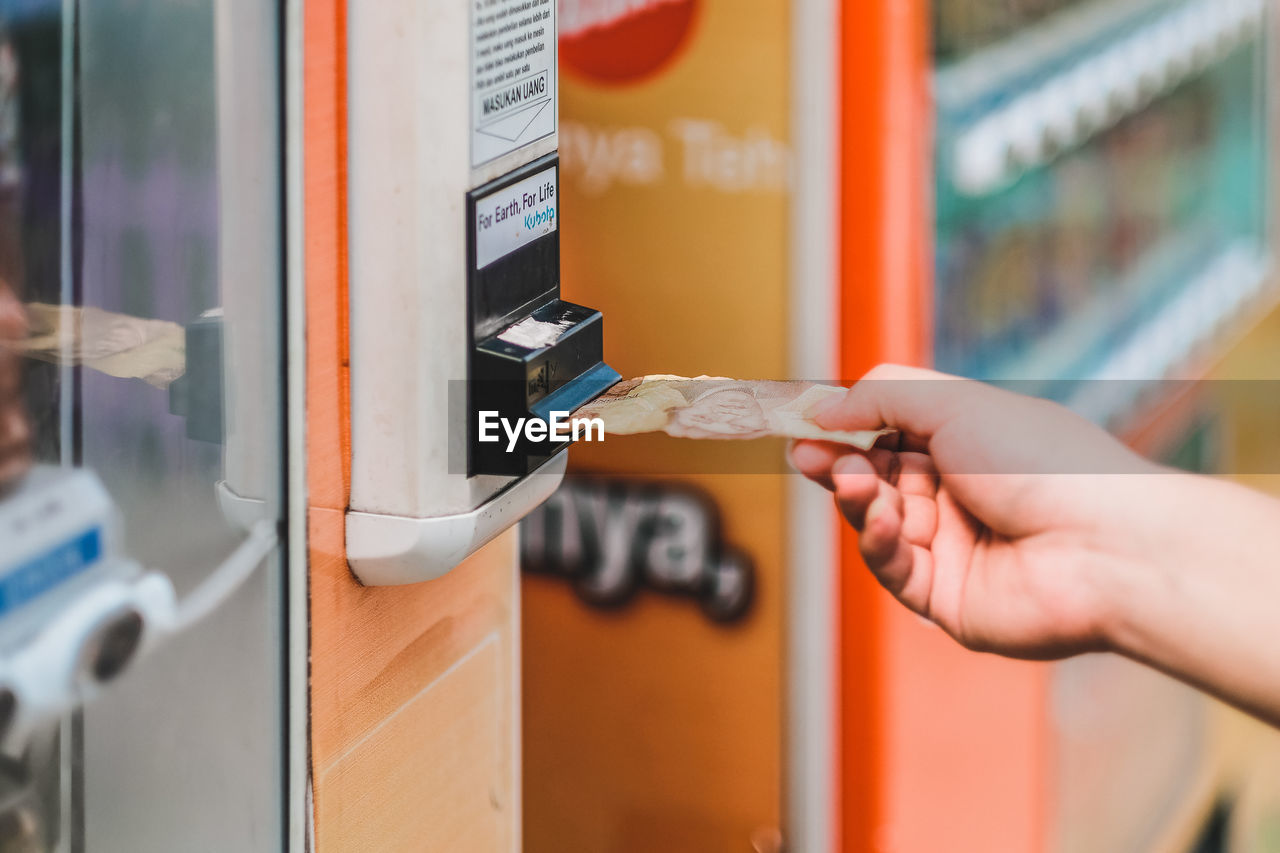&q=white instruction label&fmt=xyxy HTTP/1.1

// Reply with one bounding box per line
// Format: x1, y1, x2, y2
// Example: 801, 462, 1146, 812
475, 165, 557, 269
472, 0, 557, 167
